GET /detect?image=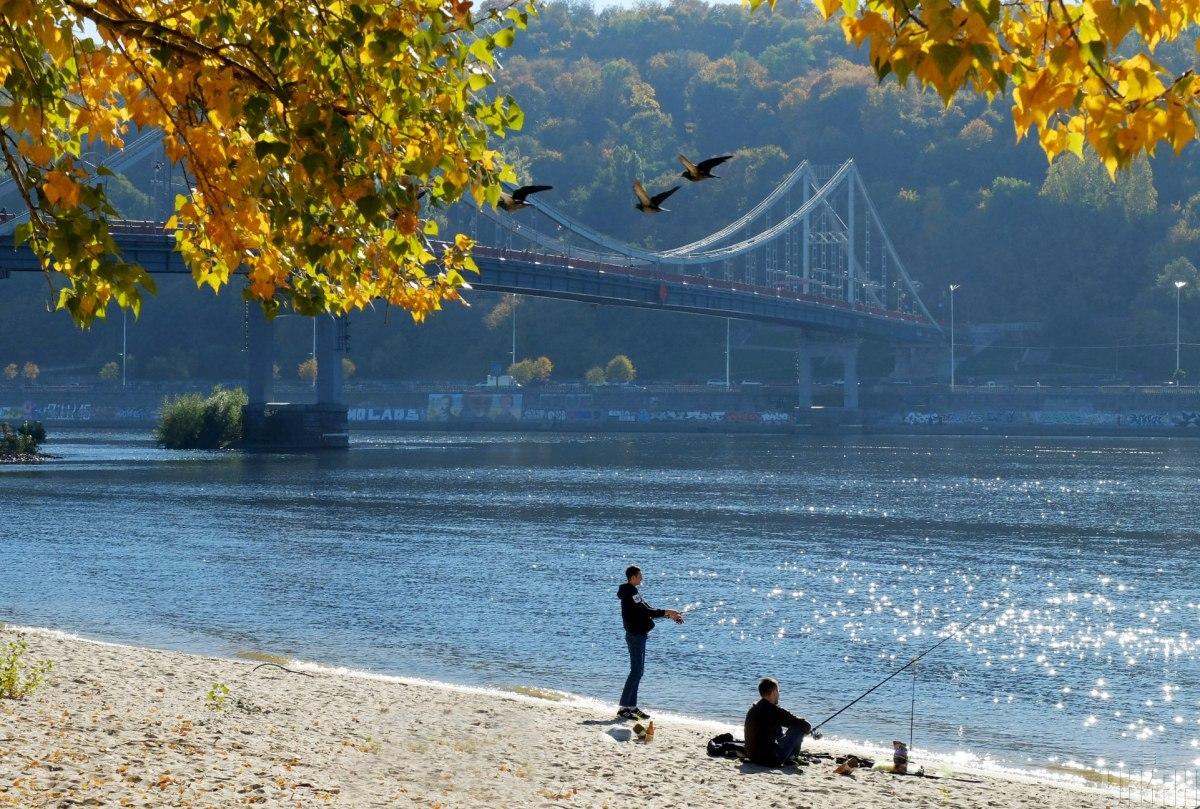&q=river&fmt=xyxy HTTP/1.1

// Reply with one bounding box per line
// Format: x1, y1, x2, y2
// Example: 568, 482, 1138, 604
2, 429, 1198, 779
